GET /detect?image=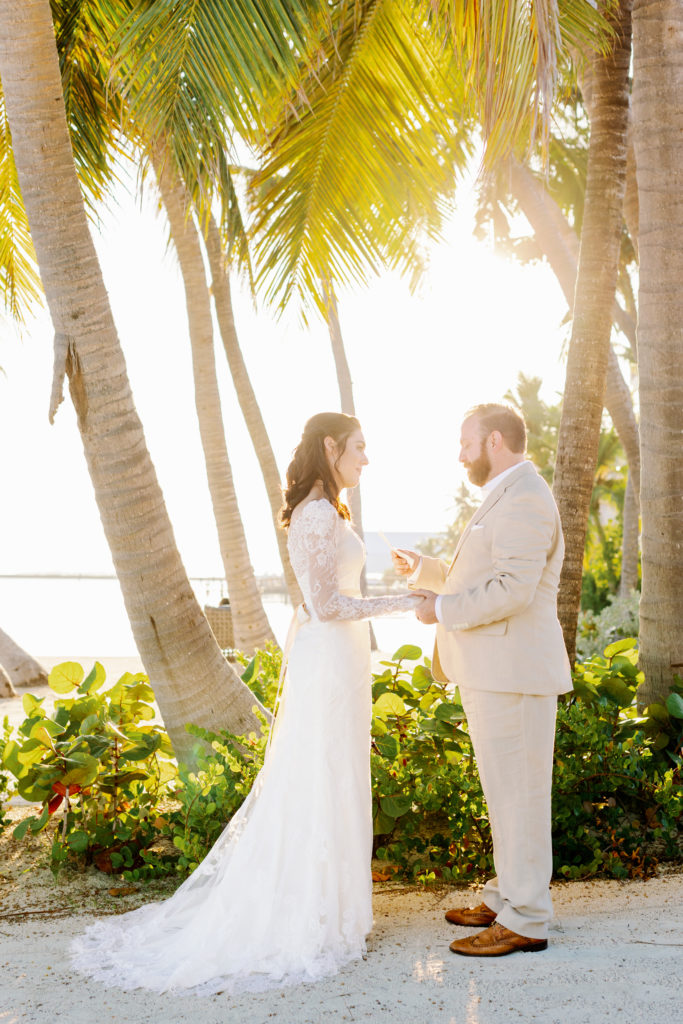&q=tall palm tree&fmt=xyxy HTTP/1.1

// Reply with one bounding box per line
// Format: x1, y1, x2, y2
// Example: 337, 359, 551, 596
204, 215, 303, 608
551, 0, 633, 663
0, 0, 268, 764
632, 0, 683, 704
503, 158, 640, 594
152, 148, 276, 653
